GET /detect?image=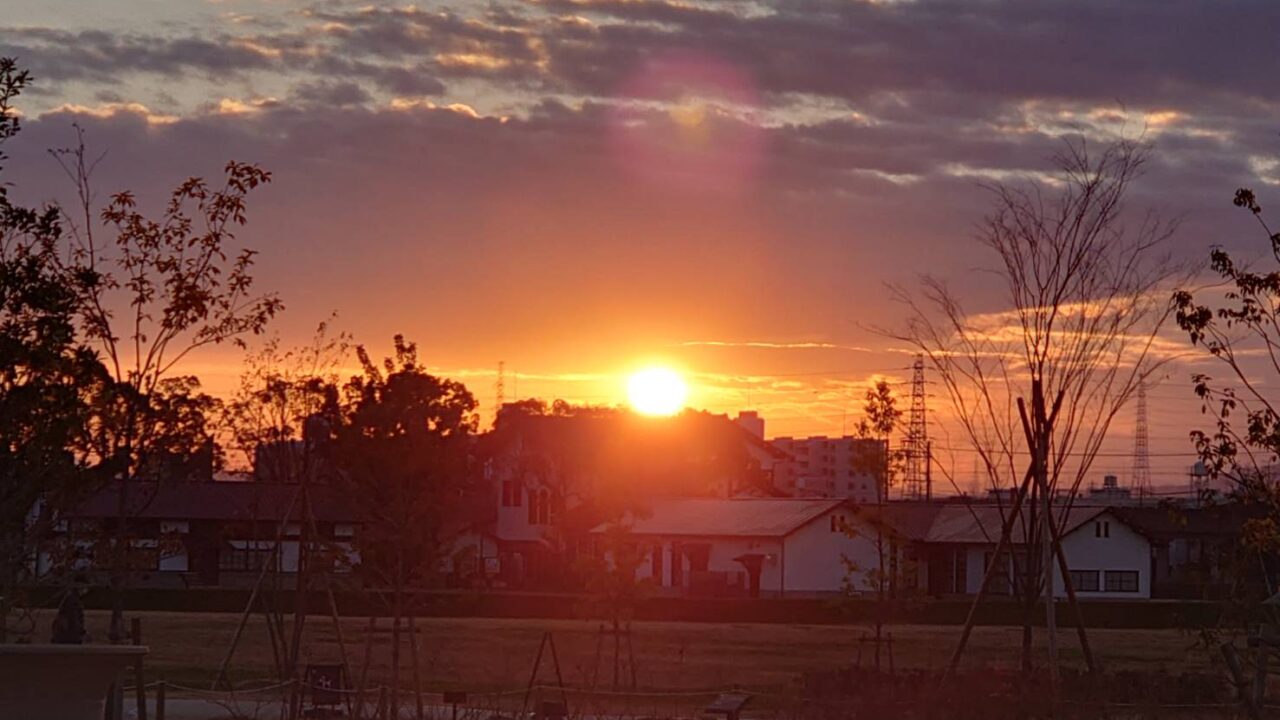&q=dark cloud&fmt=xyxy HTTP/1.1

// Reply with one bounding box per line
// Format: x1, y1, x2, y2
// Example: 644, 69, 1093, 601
0, 28, 279, 83
291, 79, 372, 107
